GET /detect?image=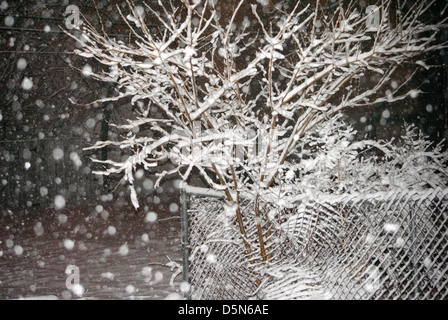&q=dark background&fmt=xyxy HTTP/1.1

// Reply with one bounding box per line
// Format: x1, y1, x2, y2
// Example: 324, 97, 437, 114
0, 0, 447, 214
